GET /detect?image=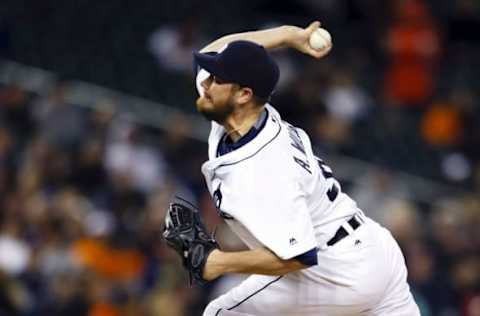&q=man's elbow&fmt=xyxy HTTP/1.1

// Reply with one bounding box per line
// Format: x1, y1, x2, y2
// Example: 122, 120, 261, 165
279, 259, 310, 274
